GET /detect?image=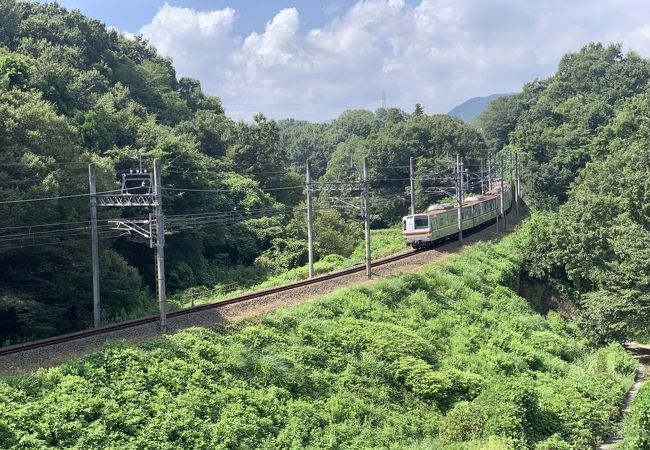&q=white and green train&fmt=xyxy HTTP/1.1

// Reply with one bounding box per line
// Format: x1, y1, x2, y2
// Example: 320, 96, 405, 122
402, 182, 513, 249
